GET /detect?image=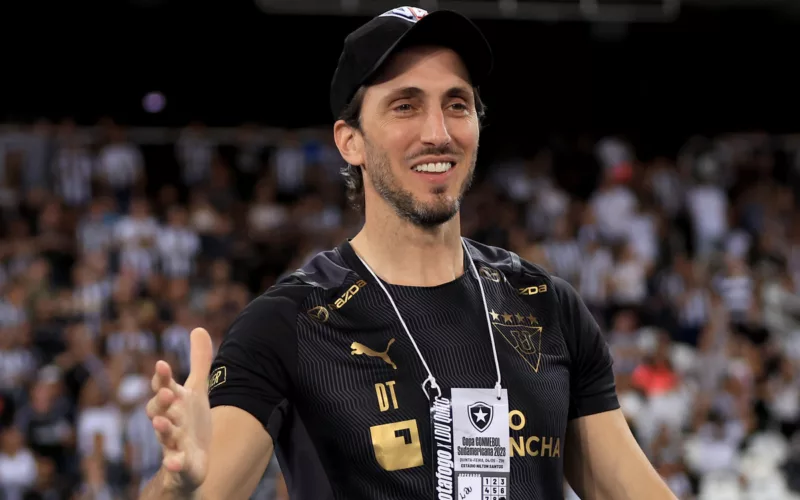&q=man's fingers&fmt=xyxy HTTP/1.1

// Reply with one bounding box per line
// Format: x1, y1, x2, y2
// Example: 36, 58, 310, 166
185, 327, 213, 390
165, 402, 185, 427
153, 415, 179, 450
151, 360, 178, 393
146, 388, 176, 419
163, 450, 187, 473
